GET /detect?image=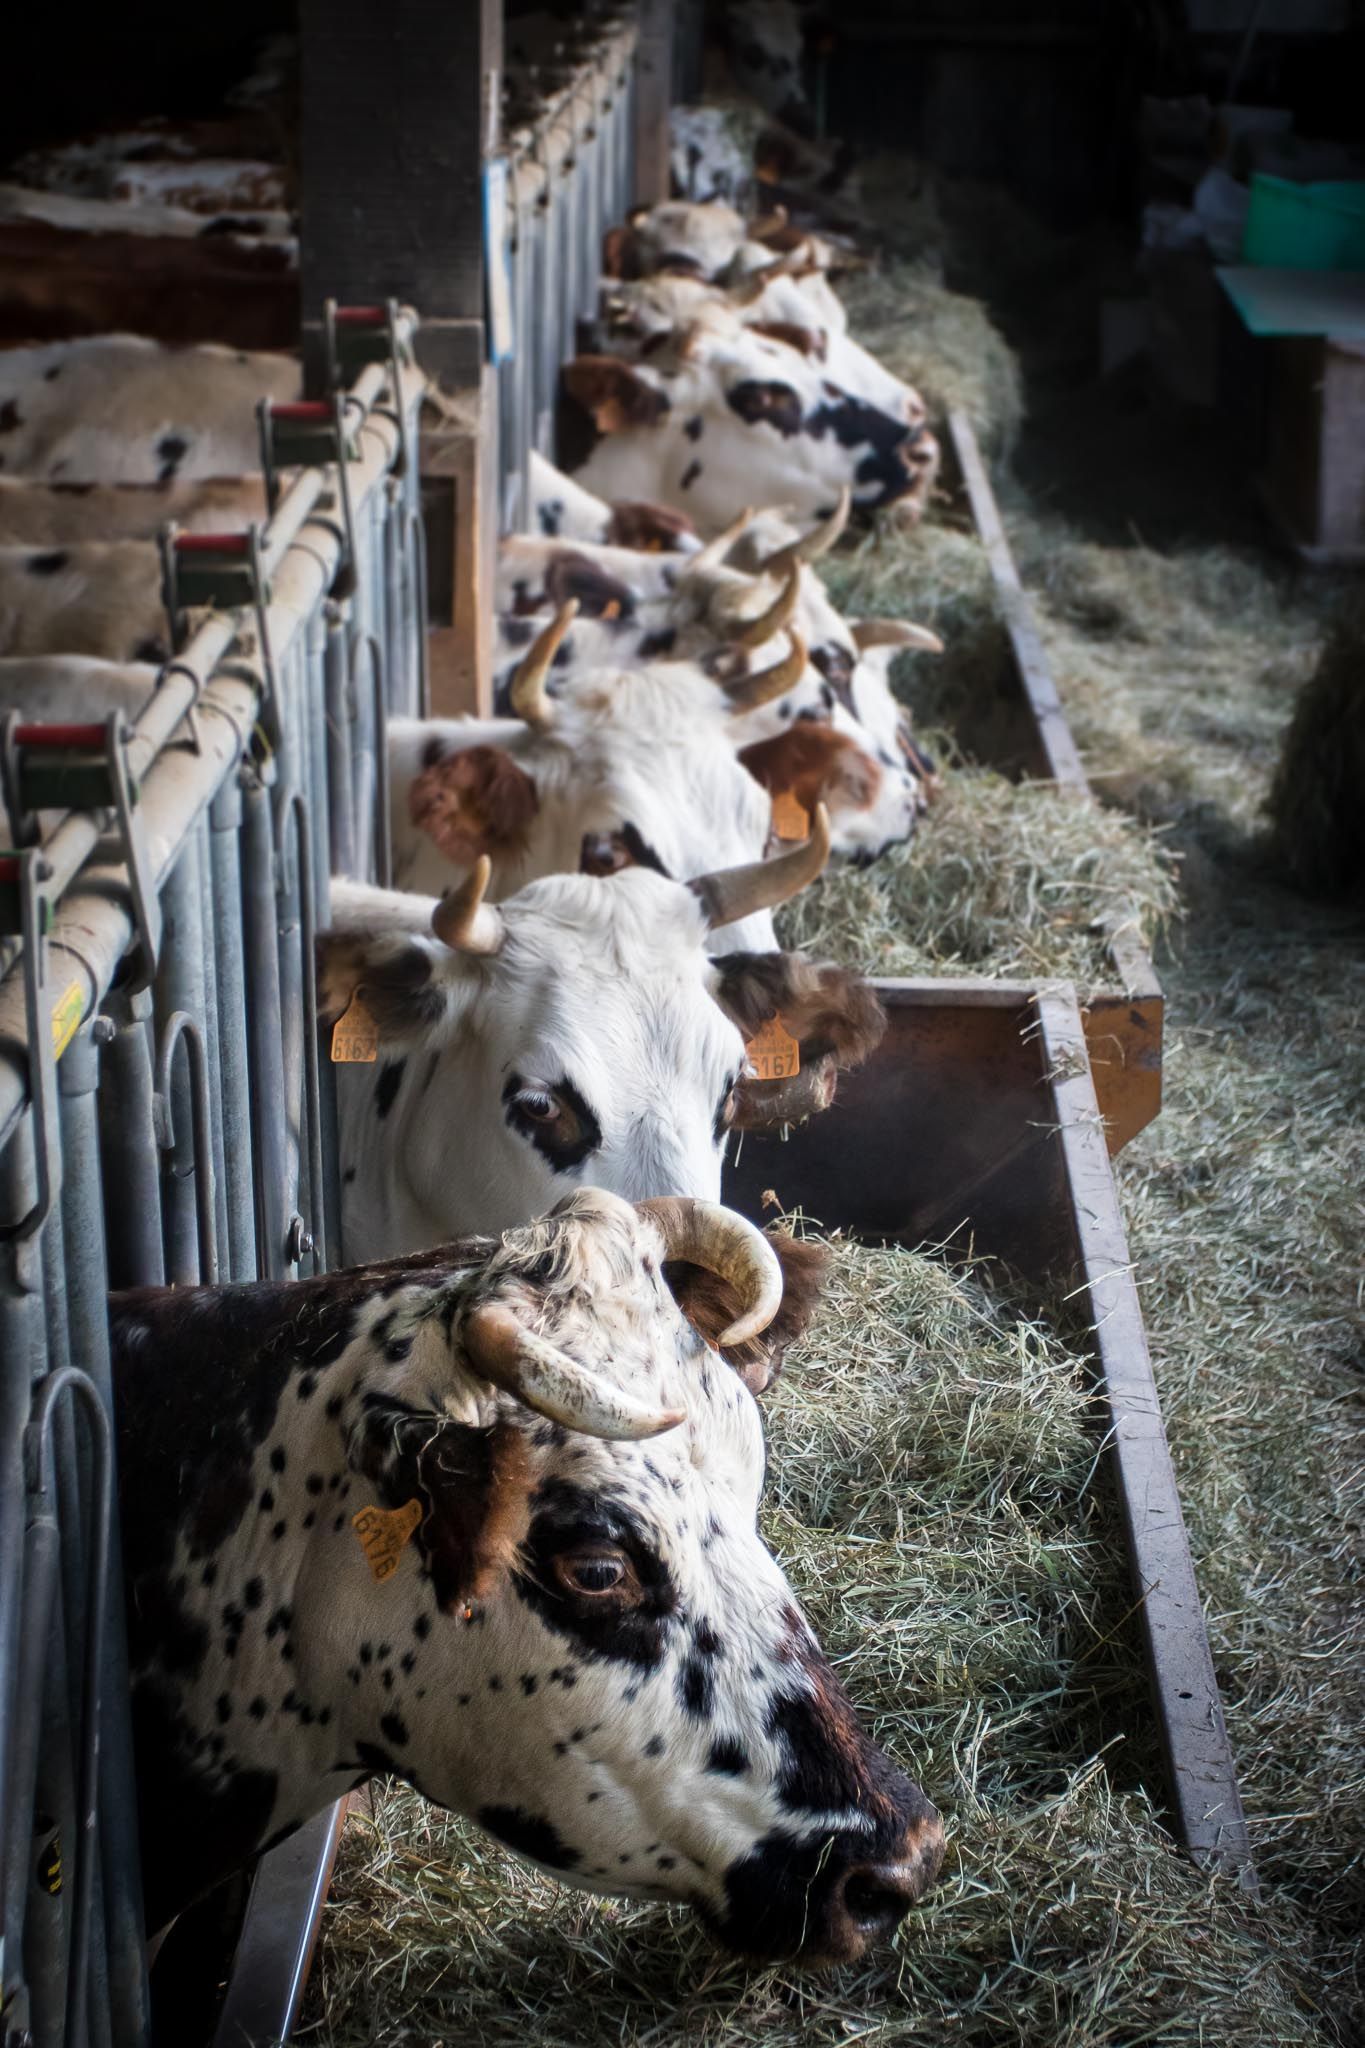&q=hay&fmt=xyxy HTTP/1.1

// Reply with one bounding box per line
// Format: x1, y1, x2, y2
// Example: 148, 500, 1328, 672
838, 259, 1025, 456
1267, 598, 1365, 896
775, 766, 1177, 995
307, 1237, 1327, 2047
